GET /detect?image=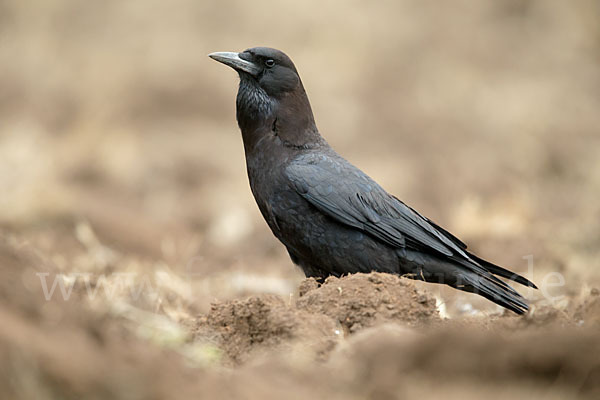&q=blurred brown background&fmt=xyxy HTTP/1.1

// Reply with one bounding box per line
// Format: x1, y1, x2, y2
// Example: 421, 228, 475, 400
2, 0, 599, 300
2, 1, 600, 399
